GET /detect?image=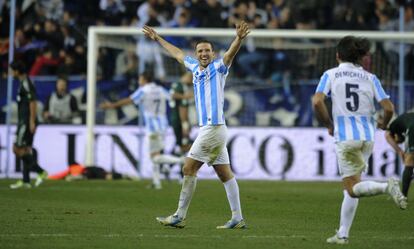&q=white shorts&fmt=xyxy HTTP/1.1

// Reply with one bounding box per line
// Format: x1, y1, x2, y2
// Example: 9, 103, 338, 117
148, 132, 164, 154
188, 125, 230, 166
335, 140, 374, 178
